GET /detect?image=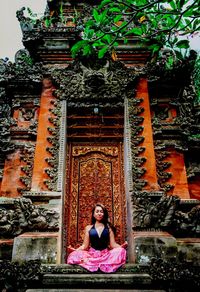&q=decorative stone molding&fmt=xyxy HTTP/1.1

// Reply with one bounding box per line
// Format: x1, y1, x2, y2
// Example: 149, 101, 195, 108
0, 50, 43, 83
186, 162, 200, 179
51, 59, 139, 102
155, 150, 174, 192
128, 97, 147, 191
173, 84, 197, 136
16, 6, 76, 36
154, 140, 188, 152
0, 169, 3, 180
150, 77, 199, 152
132, 191, 200, 236
20, 107, 36, 121
0, 88, 14, 156
44, 100, 61, 191
18, 143, 35, 194
12, 97, 40, 108
0, 198, 59, 238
